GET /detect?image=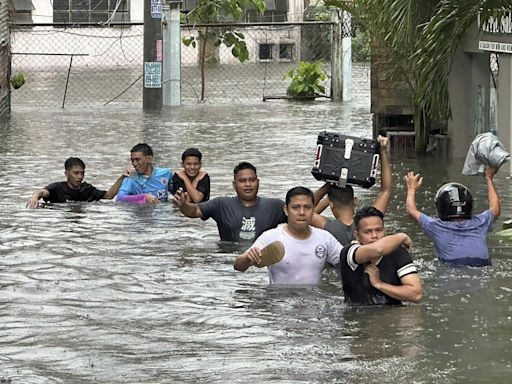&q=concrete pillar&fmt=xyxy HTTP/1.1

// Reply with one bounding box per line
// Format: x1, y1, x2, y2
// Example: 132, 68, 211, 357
341, 11, 351, 101
448, 50, 473, 157
497, 54, 512, 176
471, 52, 491, 135
162, 3, 181, 106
